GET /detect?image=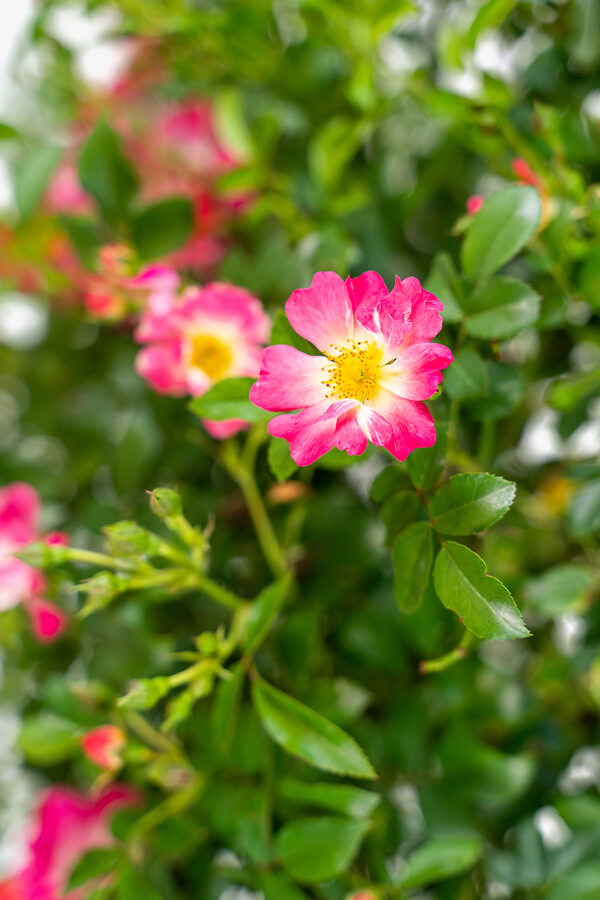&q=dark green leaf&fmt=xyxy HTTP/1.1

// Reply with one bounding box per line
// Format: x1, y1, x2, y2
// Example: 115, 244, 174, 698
407, 429, 447, 490
468, 362, 525, 421
189, 377, 267, 422
461, 185, 542, 281
381, 490, 420, 542
259, 872, 311, 900
430, 473, 516, 535
425, 251, 464, 323
433, 542, 530, 639
465, 277, 540, 339
370, 464, 410, 503
275, 816, 370, 882
78, 120, 137, 222
392, 521, 434, 612
211, 662, 245, 755
117, 865, 162, 900
444, 348, 488, 401
399, 836, 483, 889
133, 196, 193, 260
252, 679, 376, 778
244, 576, 291, 655
270, 309, 319, 355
